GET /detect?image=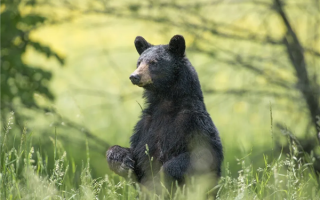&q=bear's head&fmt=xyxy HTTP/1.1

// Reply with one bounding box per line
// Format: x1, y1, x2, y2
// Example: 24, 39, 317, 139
130, 35, 186, 90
